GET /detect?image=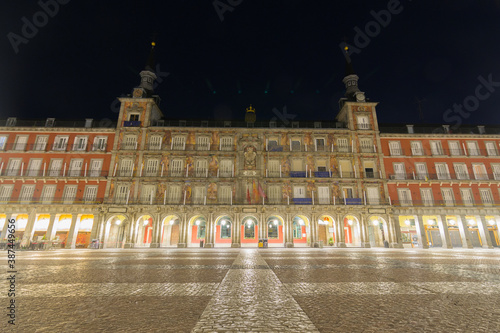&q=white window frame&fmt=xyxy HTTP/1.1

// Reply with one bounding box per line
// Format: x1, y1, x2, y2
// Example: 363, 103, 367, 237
0, 136, 7, 150
14, 135, 28, 151
144, 159, 160, 177
220, 136, 233, 151
479, 189, 494, 205
0, 185, 14, 203
167, 185, 182, 204
218, 186, 232, 204
73, 136, 88, 151
485, 142, 497, 156
472, 163, 488, 180
410, 141, 423, 156
453, 163, 469, 180
83, 186, 98, 203
40, 185, 56, 204
170, 159, 184, 177
397, 188, 412, 206
93, 136, 108, 151
62, 185, 78, 204
53, 136, 69, 151
172, 136, 186, 150
196, 136, 210, 151
389, 141, 402, 156
420, 188, 433, 206
149, 135, 162, 150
